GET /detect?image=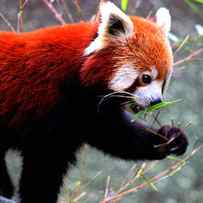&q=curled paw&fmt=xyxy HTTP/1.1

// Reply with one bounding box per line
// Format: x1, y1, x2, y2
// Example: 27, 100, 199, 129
155, 125, 188, 156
